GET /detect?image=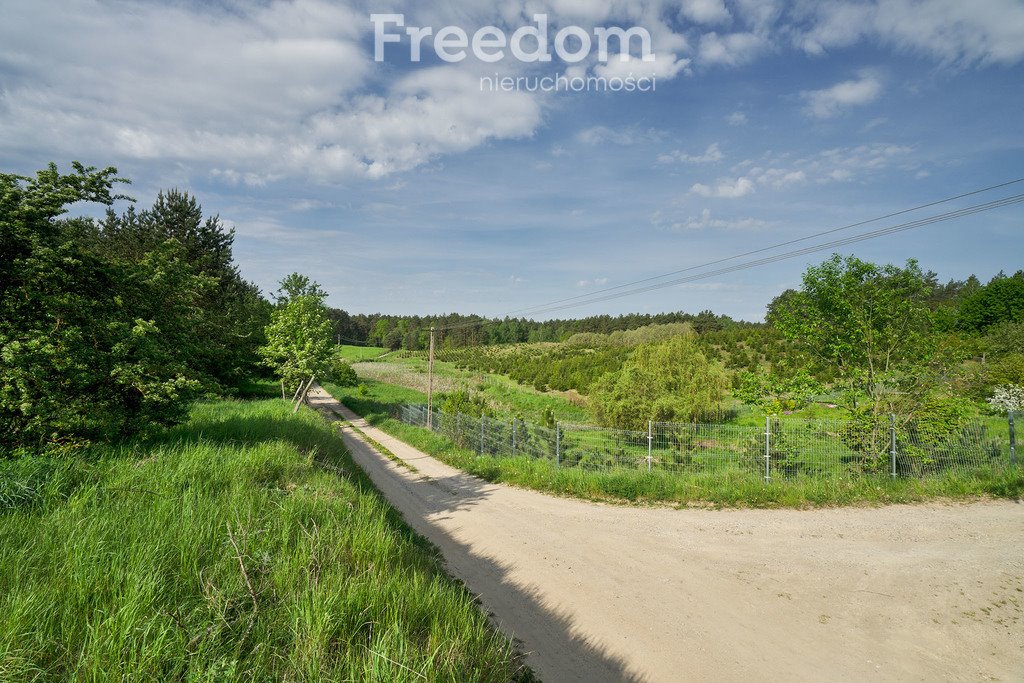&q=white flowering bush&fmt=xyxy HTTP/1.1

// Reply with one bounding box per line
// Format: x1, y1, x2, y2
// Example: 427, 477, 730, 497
988, 385, 1024, 413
